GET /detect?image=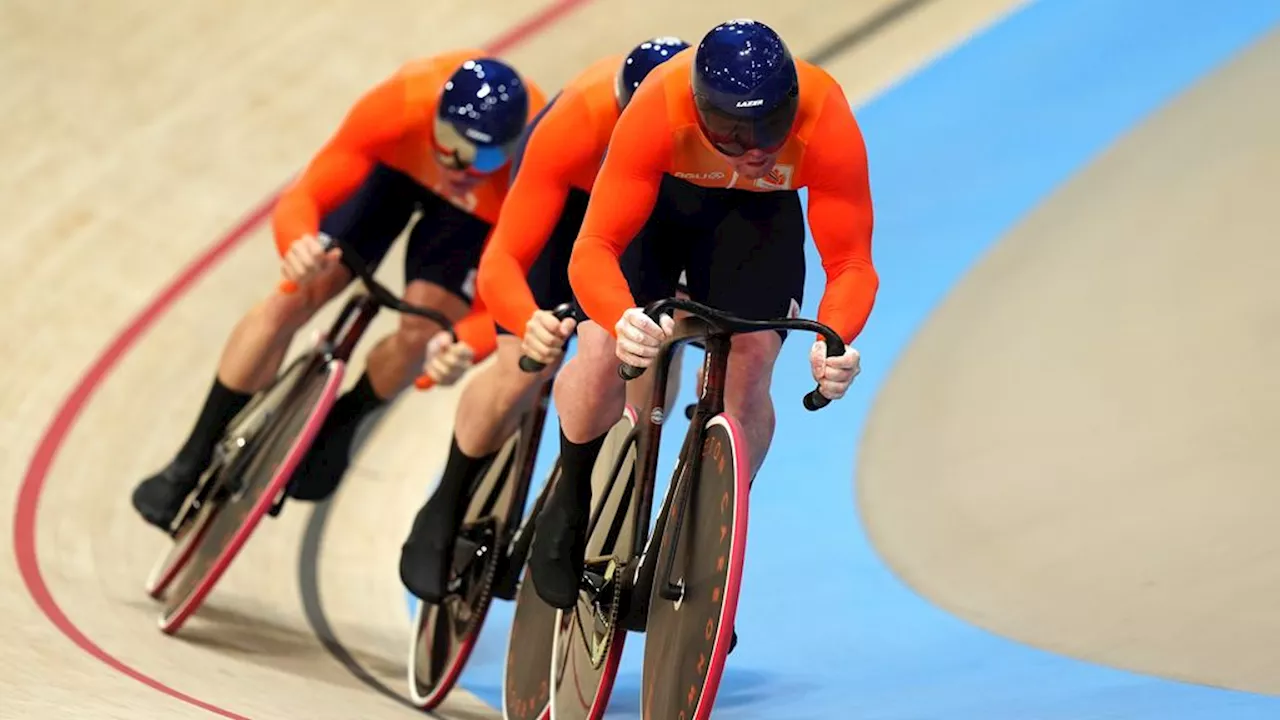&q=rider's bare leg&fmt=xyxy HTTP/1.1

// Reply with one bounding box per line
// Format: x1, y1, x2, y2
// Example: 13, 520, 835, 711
719, 330, 782, 479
